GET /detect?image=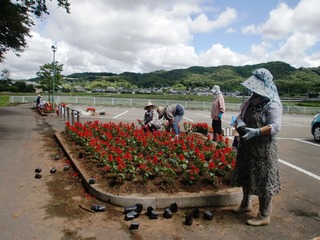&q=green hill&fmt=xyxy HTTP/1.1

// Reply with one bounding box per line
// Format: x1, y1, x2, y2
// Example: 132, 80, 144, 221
63, 61, 320, 96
